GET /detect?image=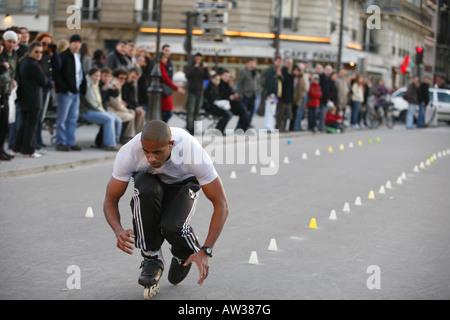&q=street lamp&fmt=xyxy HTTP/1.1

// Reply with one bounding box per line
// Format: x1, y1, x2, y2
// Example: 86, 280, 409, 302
147, 0, 163, 122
